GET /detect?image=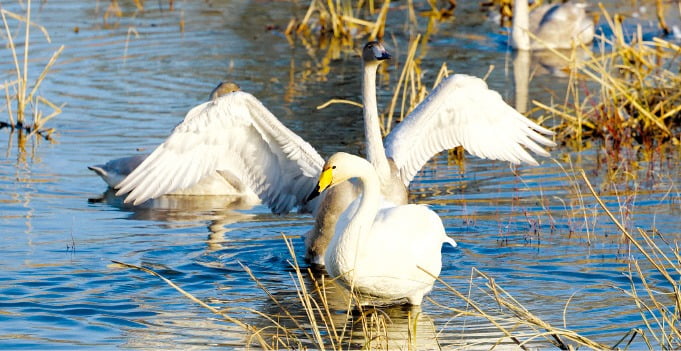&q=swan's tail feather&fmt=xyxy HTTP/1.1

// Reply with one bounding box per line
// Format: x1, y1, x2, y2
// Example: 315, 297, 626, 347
88, 165, 106, 178
444, 236, 457, 248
